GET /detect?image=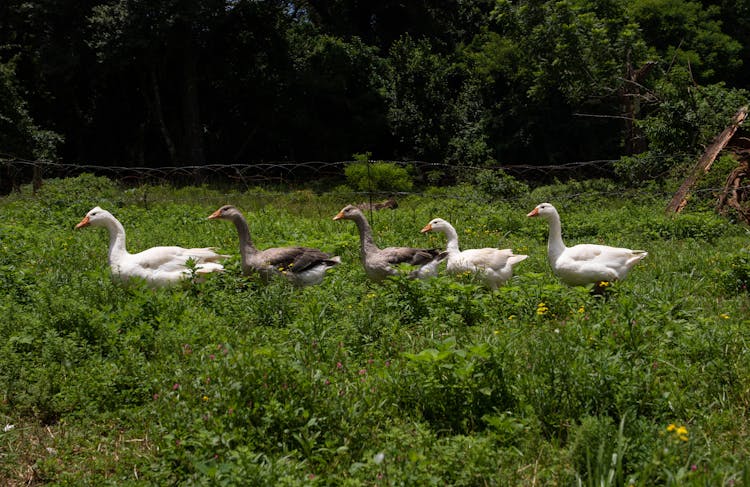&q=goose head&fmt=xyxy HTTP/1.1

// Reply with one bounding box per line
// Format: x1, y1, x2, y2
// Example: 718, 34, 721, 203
527, 203, 558, 220
420, 218, 450, 234
332, 205, 361, 221
208, 205, 241, 221
75, 206, 114, 229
